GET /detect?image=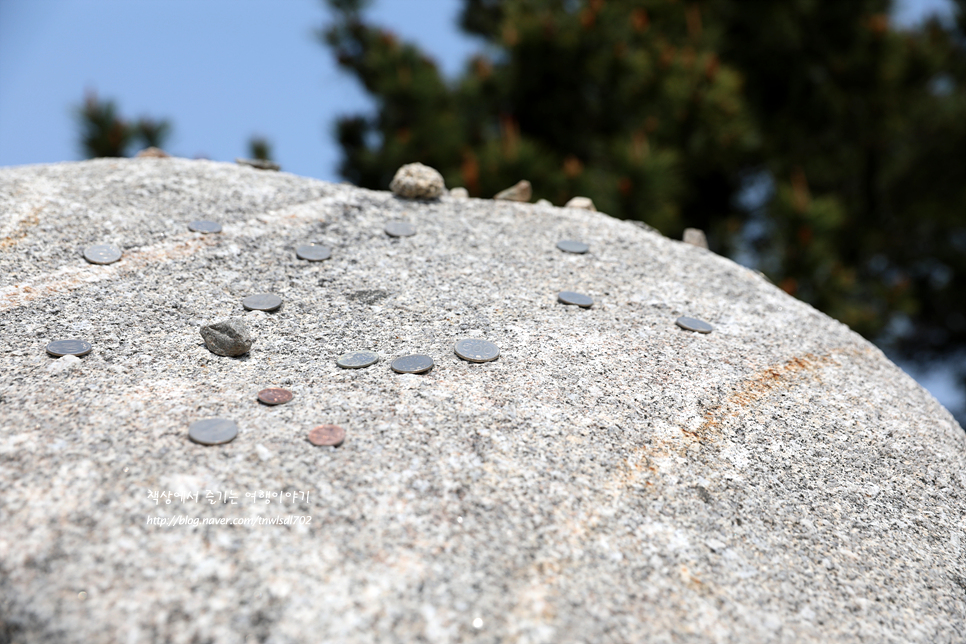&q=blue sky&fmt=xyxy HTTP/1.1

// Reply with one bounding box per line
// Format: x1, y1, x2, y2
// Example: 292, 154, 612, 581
1, 0, 962, 418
